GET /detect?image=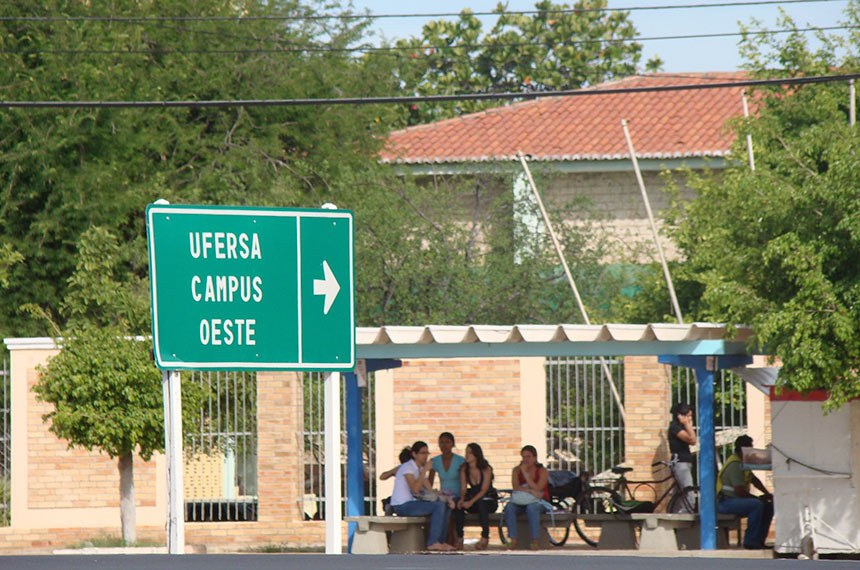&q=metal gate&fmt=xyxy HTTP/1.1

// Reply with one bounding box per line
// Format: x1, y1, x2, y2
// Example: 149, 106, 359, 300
301, 372, 377, 520
546, 356, 625, 477
547, 358, 747, 482
184, 370, 258, 522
